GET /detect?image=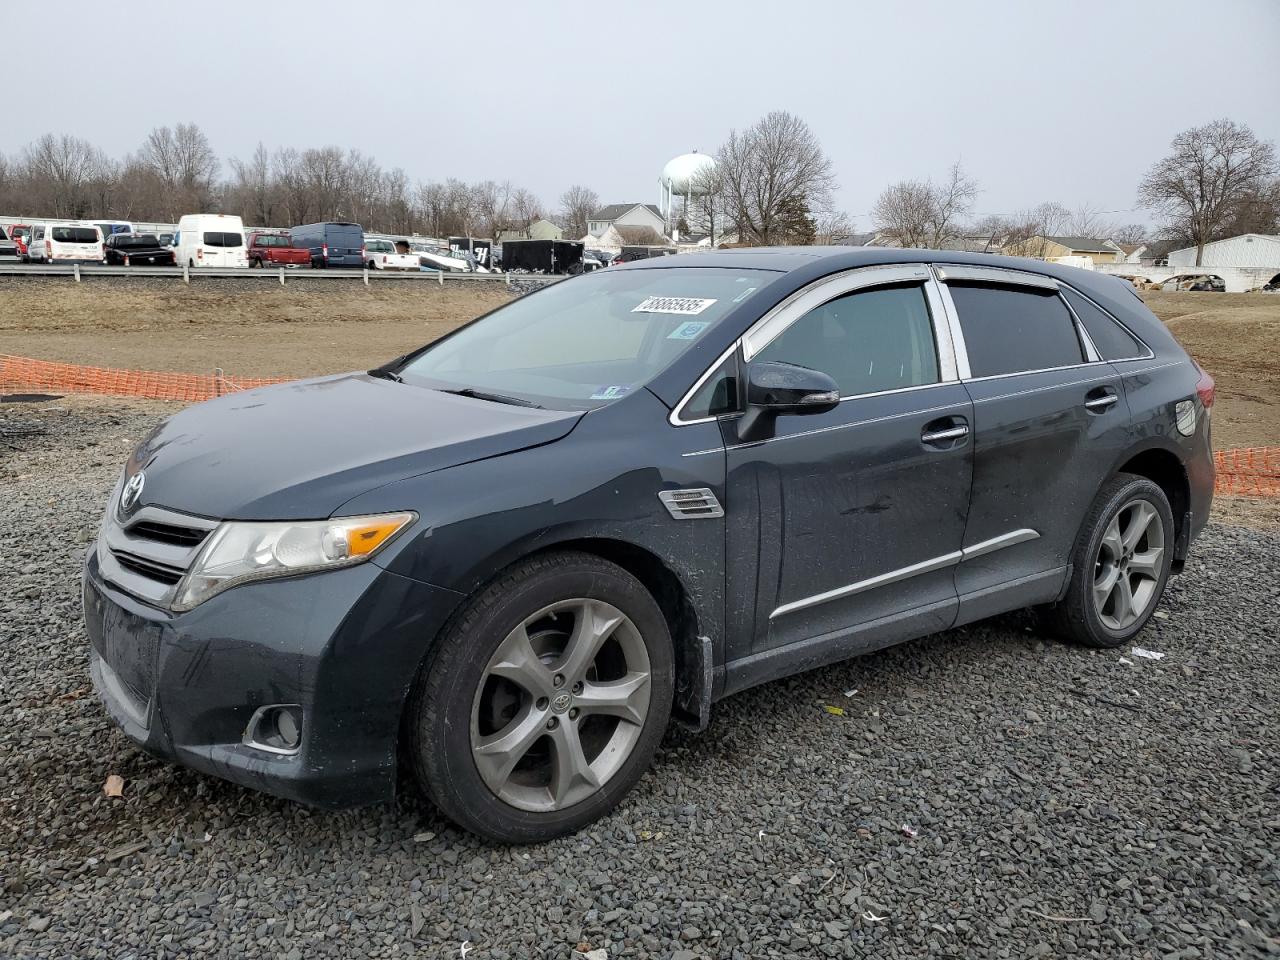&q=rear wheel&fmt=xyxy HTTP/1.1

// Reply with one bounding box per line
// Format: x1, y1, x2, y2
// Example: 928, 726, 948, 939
406, 552, 673, 843
1040, 474, 1174, 648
